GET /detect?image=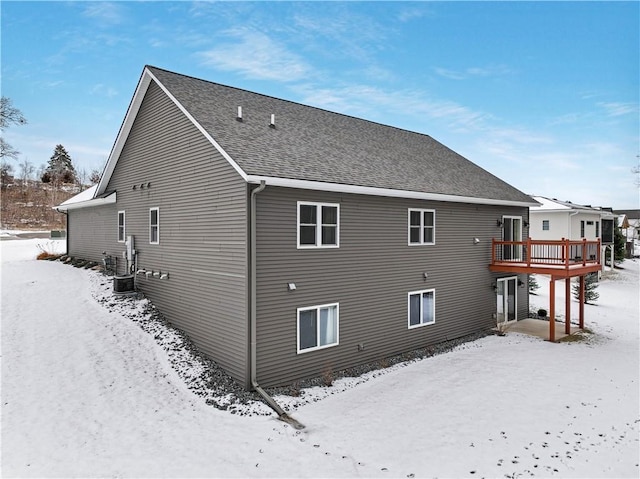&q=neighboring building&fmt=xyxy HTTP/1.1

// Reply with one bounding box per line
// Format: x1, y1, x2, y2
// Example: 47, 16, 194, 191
57, 66, 588, 391
613, 209, 640, 258
529, 196, 616, 267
